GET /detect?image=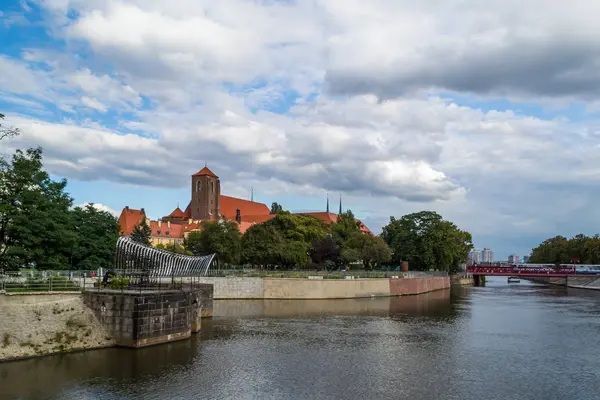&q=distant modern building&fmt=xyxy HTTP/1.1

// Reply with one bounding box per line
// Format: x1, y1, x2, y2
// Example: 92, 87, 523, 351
469, 249, 482, 264
482, 248, 494, 263
508, 254, 519, 264
523, 256, 530, 263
